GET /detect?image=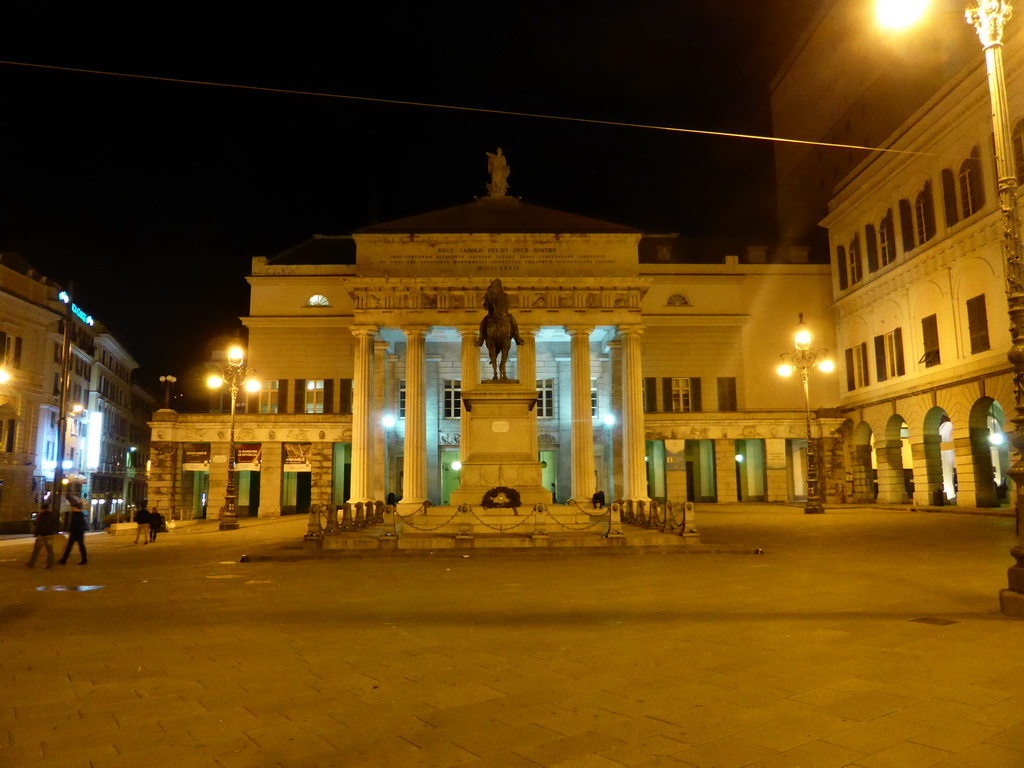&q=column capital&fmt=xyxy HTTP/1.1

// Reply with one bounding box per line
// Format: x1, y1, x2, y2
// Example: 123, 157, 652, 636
351, 325, 378, 339
374, 340, 391, 352
518, 325, 541, 337
454, 324, 478, 337
403, 325, 430, 340
565, 325, 595, 338
617, 324, 645, 338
